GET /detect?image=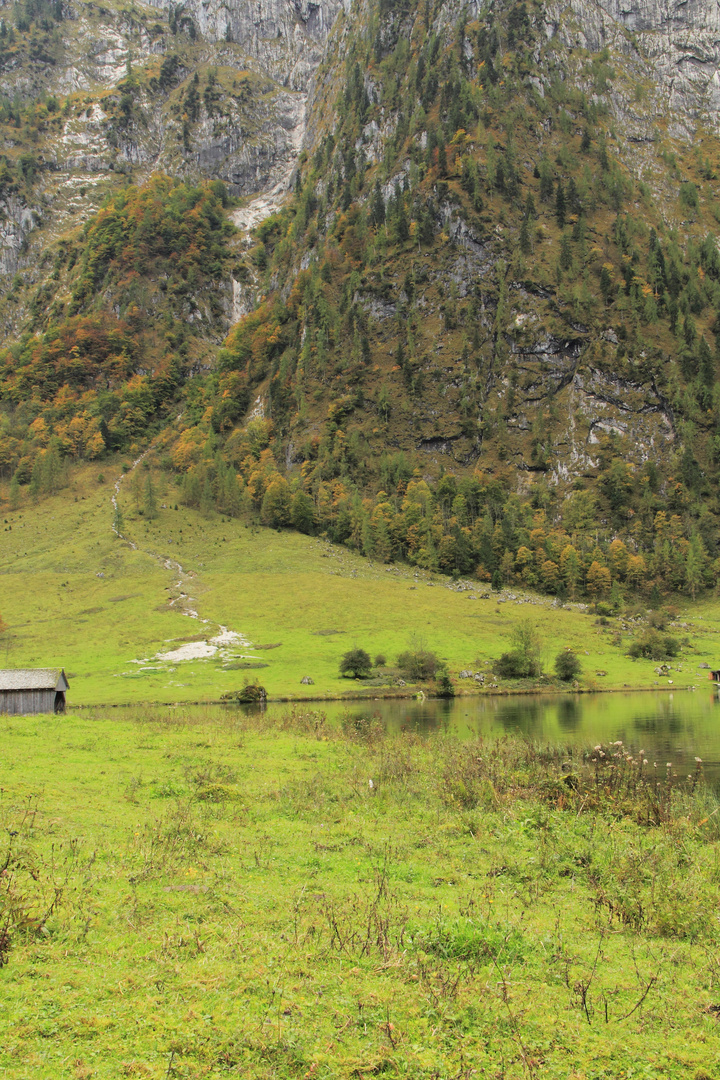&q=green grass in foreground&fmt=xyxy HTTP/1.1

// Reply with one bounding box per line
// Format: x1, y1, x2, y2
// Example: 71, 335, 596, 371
2, 707, 720, 1078
3, 461, 720, 704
